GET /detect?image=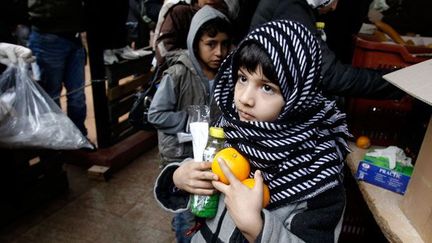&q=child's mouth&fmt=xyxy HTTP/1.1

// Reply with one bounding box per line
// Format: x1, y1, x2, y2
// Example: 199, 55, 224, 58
238, 110, 254, 121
